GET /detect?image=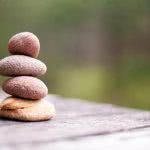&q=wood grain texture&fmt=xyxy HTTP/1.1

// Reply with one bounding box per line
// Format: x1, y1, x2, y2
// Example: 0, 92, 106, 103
0, 91, 150, 150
